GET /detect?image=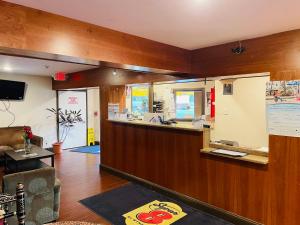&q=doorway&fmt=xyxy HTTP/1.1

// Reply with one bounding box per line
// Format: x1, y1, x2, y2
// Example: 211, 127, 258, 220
57, 87, 100, 152
57, 90, 88, 149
